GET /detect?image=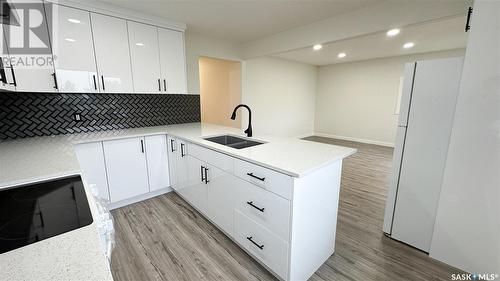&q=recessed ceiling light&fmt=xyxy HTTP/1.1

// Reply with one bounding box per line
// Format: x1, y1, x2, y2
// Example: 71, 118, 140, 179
67, 18, 81, 24
386, 28, 400, 37
313, 44, 323, 51
65, 38, 76, 42
403, 42, 415, 49
135, 42, 145, 47
338, 52, 346, 58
